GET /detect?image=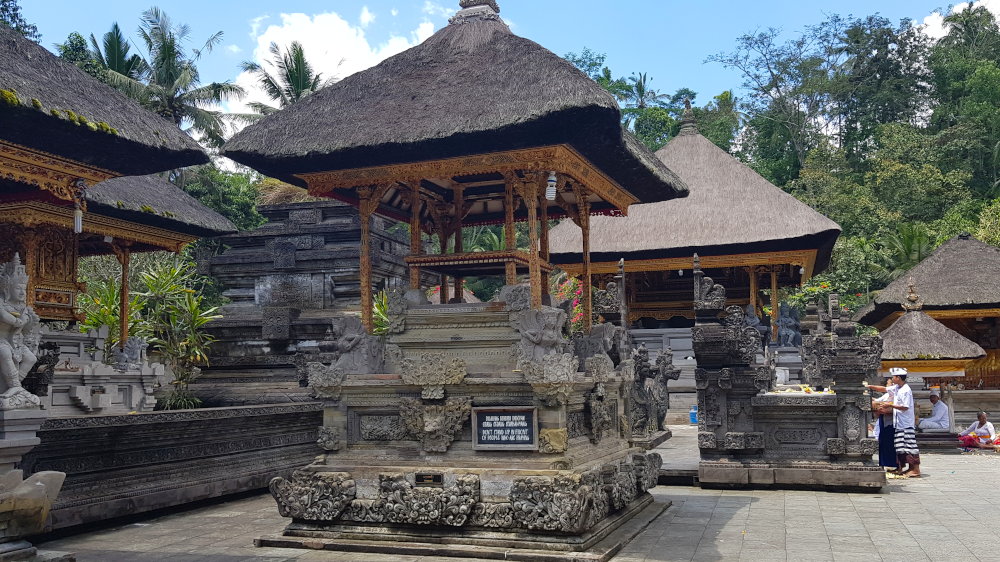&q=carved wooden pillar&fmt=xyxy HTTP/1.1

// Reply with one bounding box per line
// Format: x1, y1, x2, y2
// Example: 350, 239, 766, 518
18, 229, 38, 311
579, 194, 592, 333
111, 241, 132, 350
504, 177, 517, 285
521, 177, 542, 309
770, 266, 779, 343
748, 266, 758, 315
408, 185, 422, 290
438, 228, 449, 304
358, 187, 375, 333
540, 195, 549, 297
452, 184, 464, 303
